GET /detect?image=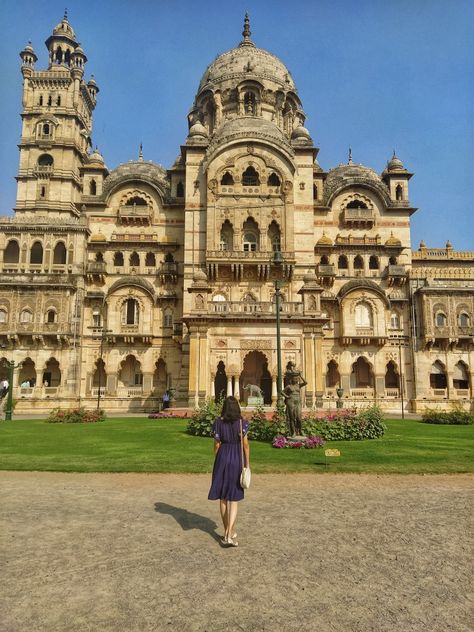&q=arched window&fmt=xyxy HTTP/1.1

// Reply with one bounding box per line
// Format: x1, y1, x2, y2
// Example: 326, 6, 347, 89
351, 357, 374, 388
384, 361, 399, 389
347, 200, 368, 209
0, 308, 8, 324
53, 242, 67, 265
126, 196, 147, 206
20, 309, 33, 323
92, 308, 102, 328
396, 184, 403, 201
46, 309, 57, 323
145, 252, 156, 267
369, 255, 379, 270
244, 92, 256, 115
242, 293, 258, 313
43, 123, 50, 136
164, 253, 174, 263
220, 220, 233, 251
220, 172, 234, 186
338, 255, 348, 270
89, 179, 97, 196
39, 95, 43, 106
164, 309, 173, 328
453, 362, 469, 390
389, 256, 398, 265
57, 95, 61, 106
176, 182, 184, 197
242, 217, 259, 252
95, 252, 104, 263
267, 172, 281, 187
430, 361, 447, 389
122, 298, 139, 325
114, 252, 124, 267
212, 294, 227, 313
4, 240, 20, 264
130, 252, 140, 267
242, 166, 260, 186
64, 50, 70, 65
313, 184, 318, 200
268, 221, 281, 253
47, 95, 52, 106
55, 47, 63, 63
326, 360, 340, 388
354, 255, 364, 270
459, 312, 470, 328
39, 185, 47, 199
320, 255, 329, 265
37, 154, 53, 167
30, 241, 43, 264
390, 312, 400, 329
355, 302, 373, 328
435, 312, 447, 328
